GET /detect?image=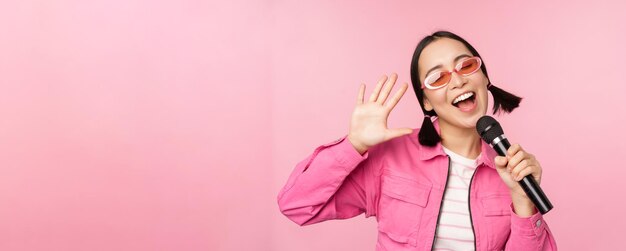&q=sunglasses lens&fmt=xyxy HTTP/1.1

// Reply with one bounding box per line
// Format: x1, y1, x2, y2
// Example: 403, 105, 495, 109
457, 58, 481, 75
426, 72, 451, 88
